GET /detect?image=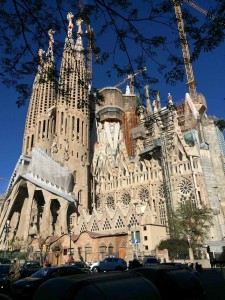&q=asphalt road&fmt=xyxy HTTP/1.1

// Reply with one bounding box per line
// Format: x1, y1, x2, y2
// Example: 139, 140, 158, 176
198, 268, 225, 300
